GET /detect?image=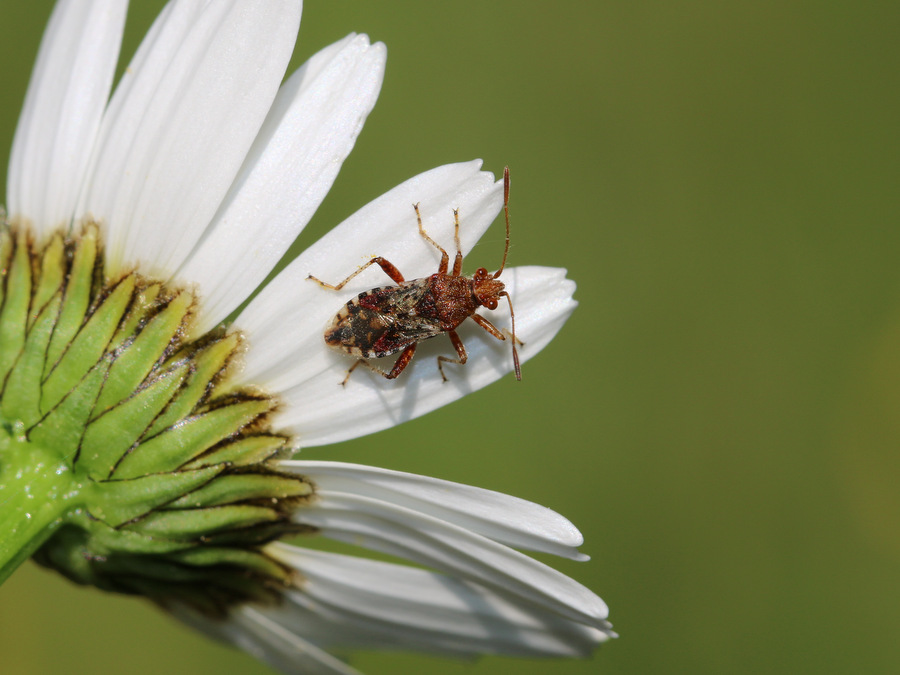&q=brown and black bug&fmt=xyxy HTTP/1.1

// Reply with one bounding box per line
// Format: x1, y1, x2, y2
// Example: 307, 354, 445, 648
307, 166, 521, 385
